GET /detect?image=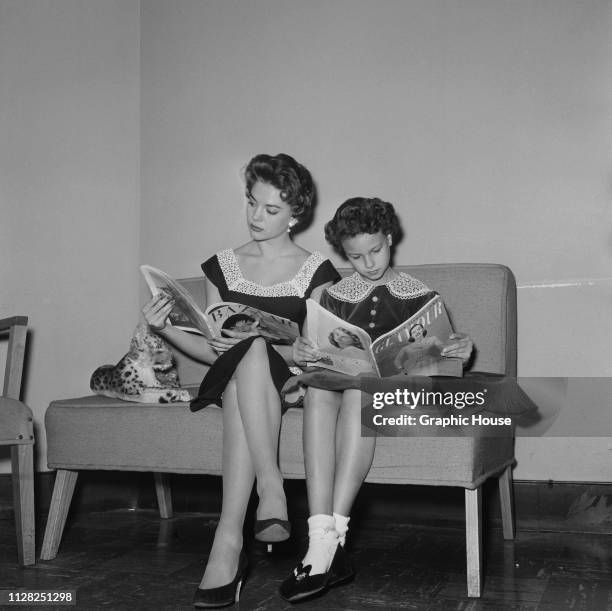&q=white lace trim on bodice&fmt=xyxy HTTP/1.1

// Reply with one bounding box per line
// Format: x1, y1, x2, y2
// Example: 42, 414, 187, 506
326, 272, 430, 303
217, 249, 326, 298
